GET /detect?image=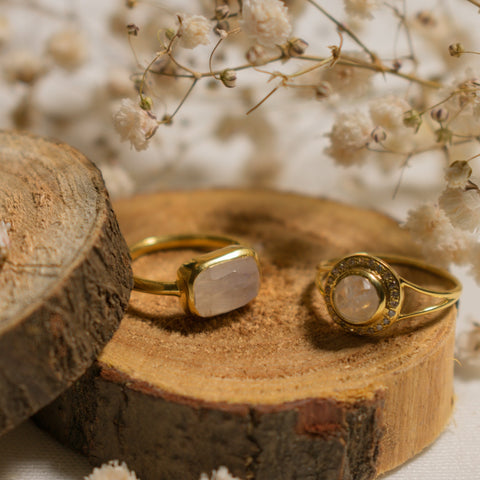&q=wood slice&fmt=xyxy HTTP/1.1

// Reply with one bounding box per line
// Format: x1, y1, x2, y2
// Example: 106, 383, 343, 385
0, 131, 132, 436
36, 190, 456, 480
